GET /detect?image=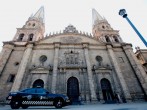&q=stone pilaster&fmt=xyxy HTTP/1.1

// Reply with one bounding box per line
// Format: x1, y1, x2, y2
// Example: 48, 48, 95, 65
123, 45, 147, 95
83, 43, 97, 101
98, 73, 104, 102
107, 45, 132, 102
51, 43, 60, 93
11, 44, 33, 92
0, 43, 14, 76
